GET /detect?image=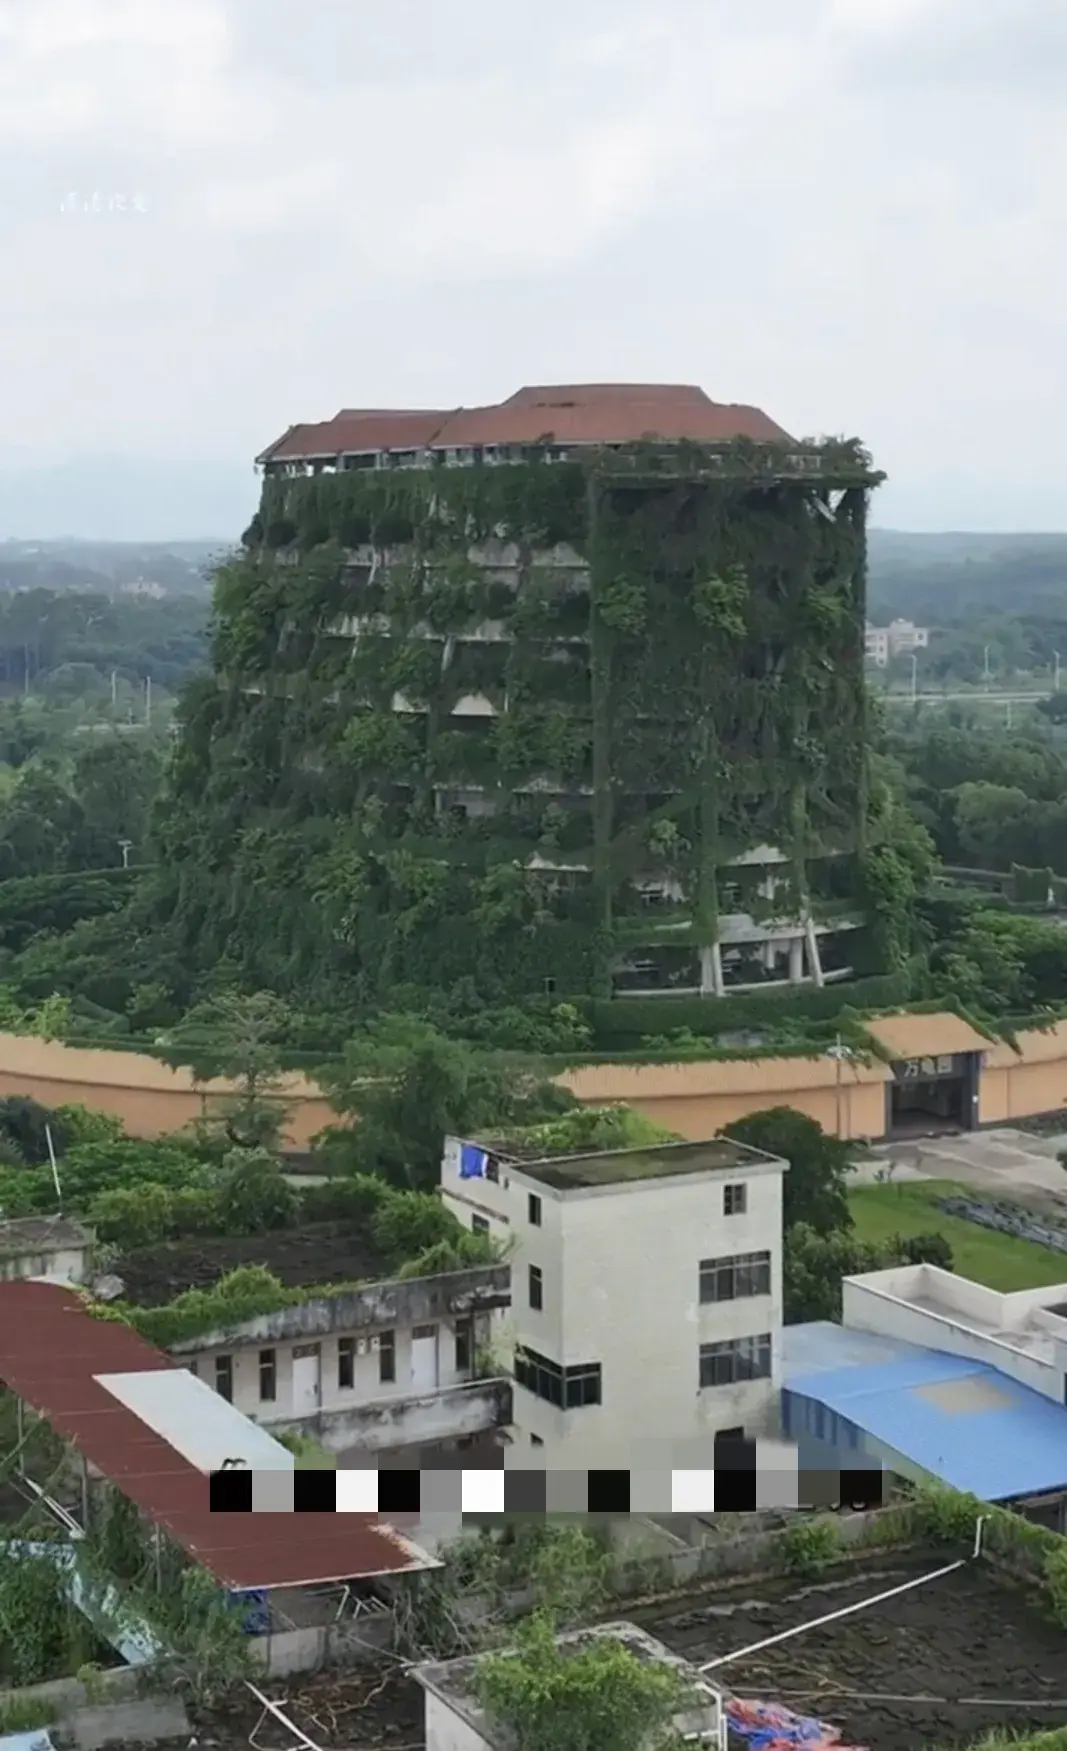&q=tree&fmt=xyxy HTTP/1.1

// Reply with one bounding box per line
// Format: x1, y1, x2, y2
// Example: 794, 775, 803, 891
785, 1222, 954, 1323
474, 1613, 684, 1751
71, 736, 162, 863
217, 1147, 296, 1231
319, 1015, 574, 1191
723, 1108, 853, 1236
162, 990, 292, 1150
